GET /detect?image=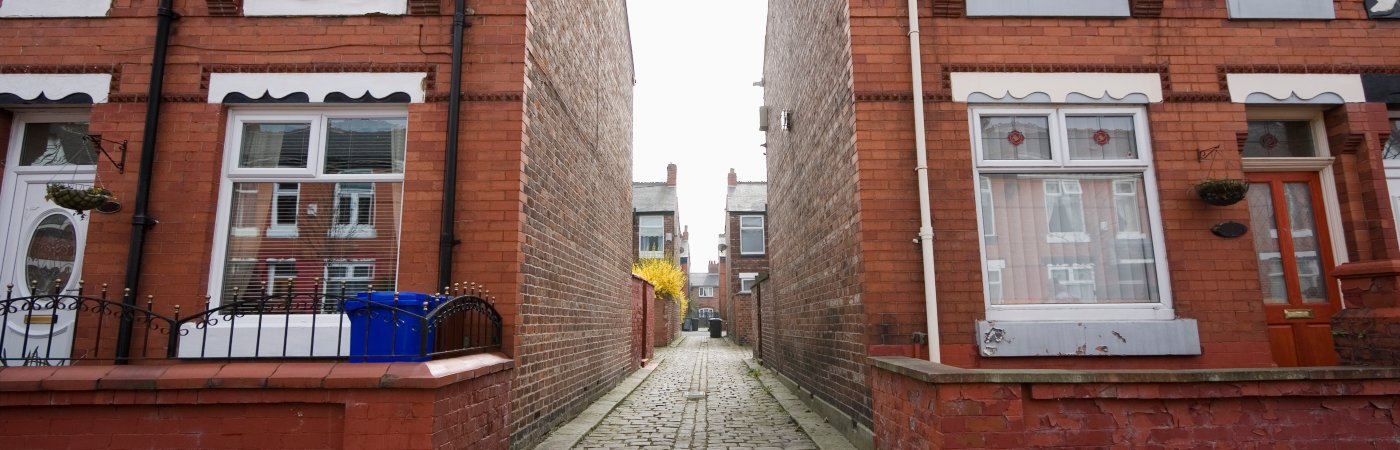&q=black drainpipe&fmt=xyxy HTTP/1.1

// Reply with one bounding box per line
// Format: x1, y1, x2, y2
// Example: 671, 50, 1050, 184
438, 0, 469, 292
116, 0, 177, 363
